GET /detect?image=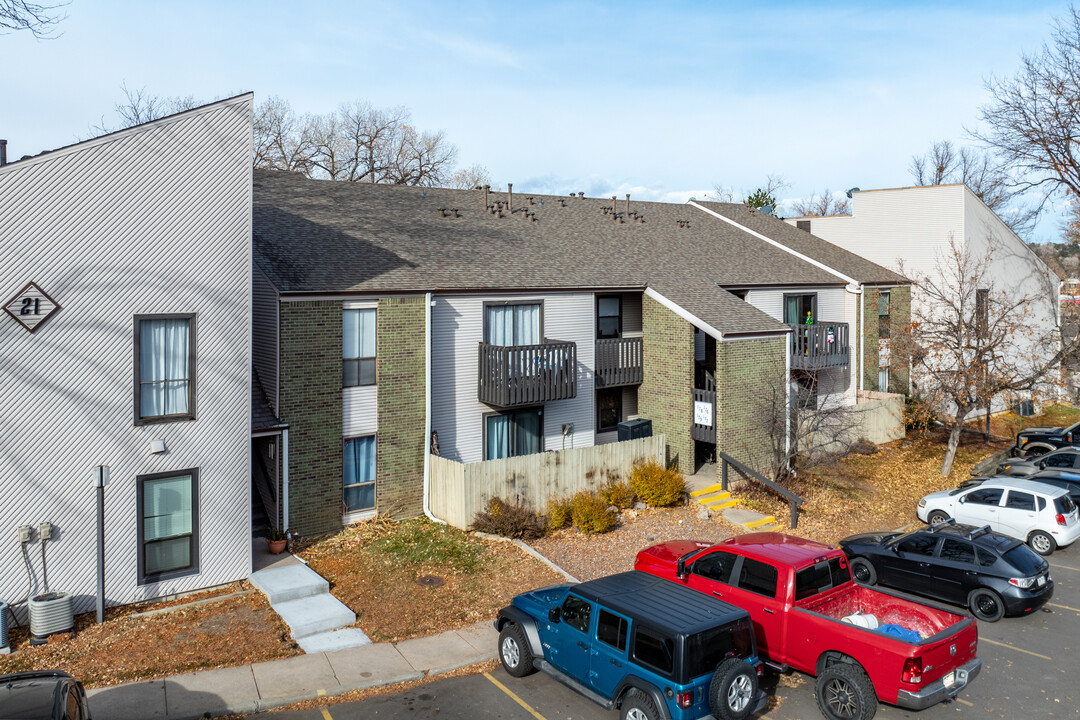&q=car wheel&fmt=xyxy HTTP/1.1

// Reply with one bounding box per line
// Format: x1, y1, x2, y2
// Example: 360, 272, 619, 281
968, 588, 1005, 622
815, 661, 877, 720
498, 623, 535, 677
927, 510, 950, 525
849, 557, 877, 585
1028, 530, 1057, 556
1024, 444, 1054, 459
622, 689, 661, 720
710, 657, 759, 720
